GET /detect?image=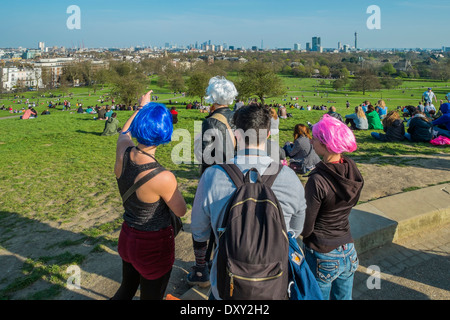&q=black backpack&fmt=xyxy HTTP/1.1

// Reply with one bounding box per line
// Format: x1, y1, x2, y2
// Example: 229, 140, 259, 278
216, 163, 289, 300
